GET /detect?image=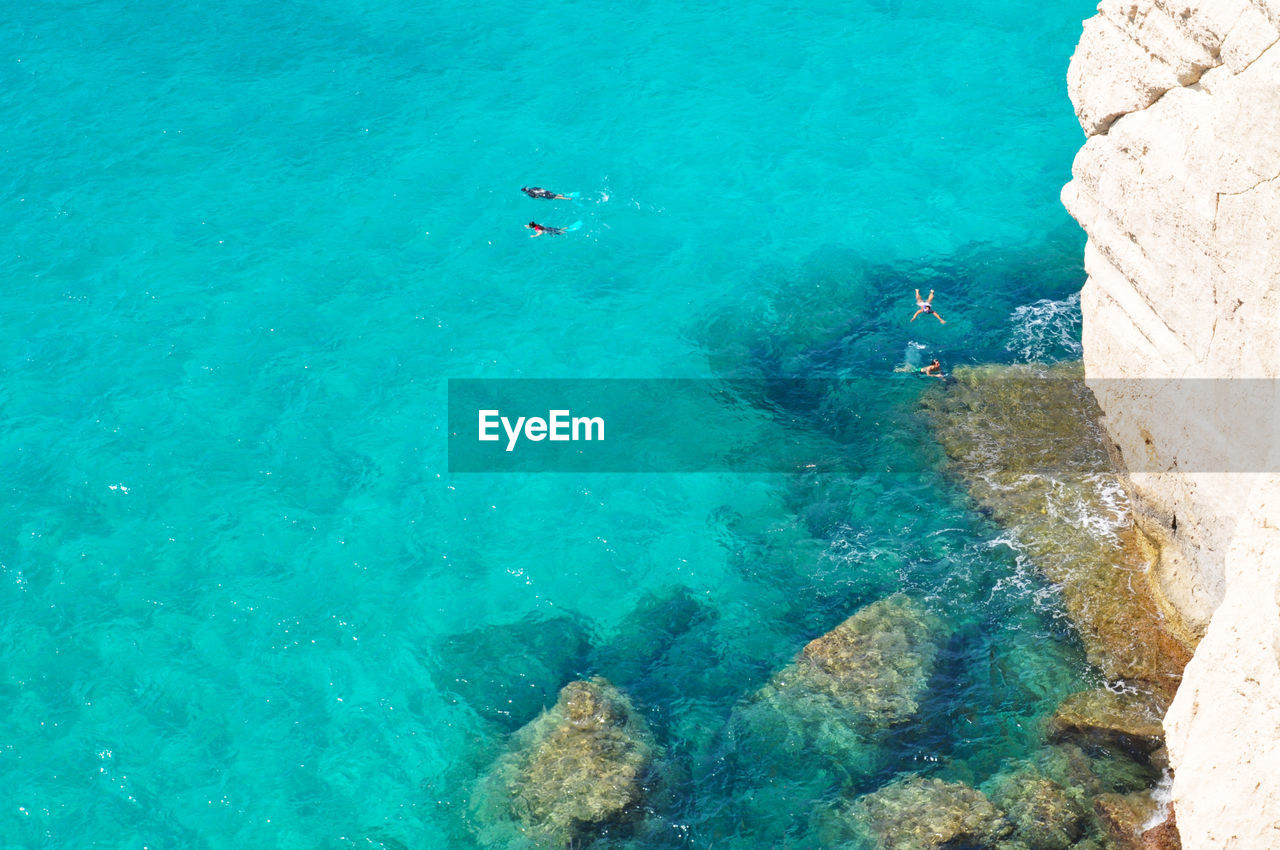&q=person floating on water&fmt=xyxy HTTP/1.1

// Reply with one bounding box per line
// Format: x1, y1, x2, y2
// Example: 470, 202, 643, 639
522, 186, 571, 200
526, 221, 566, 237
894, 357, 944, 377
911, 289, 947, 324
